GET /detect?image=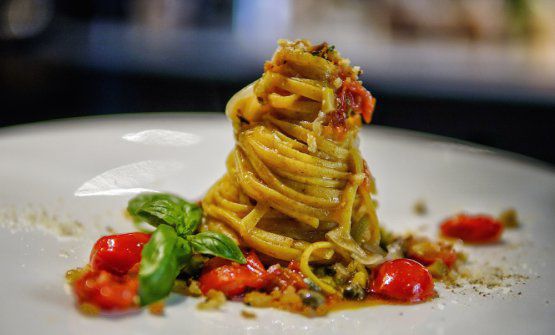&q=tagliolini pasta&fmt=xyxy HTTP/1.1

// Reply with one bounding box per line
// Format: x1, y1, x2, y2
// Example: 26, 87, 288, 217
68, 40, 471, 316
201, 39, 382, 289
